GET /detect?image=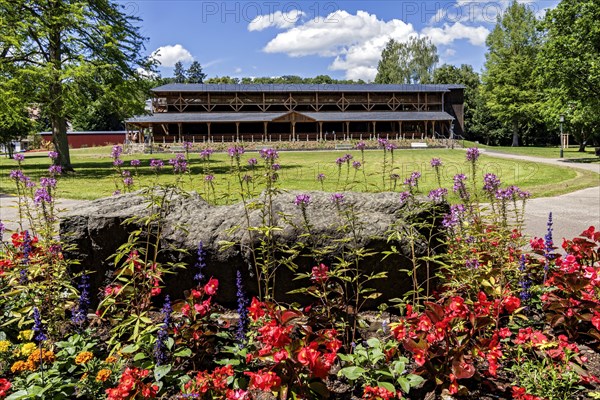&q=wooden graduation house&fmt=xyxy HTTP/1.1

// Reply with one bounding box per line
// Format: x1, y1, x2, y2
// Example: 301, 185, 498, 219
126, 83, 464, 143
